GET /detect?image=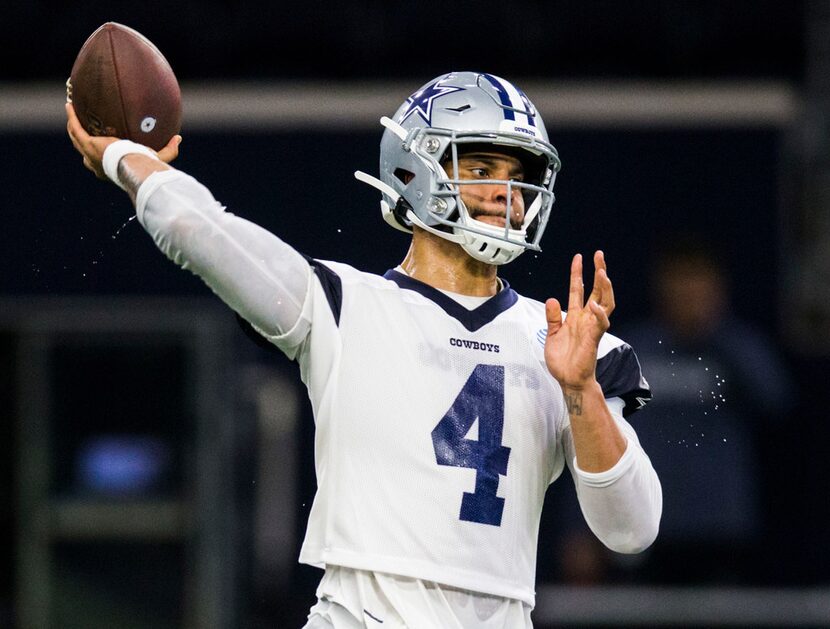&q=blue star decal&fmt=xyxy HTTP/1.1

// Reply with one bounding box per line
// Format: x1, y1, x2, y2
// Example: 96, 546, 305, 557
399, 79, 465, 126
